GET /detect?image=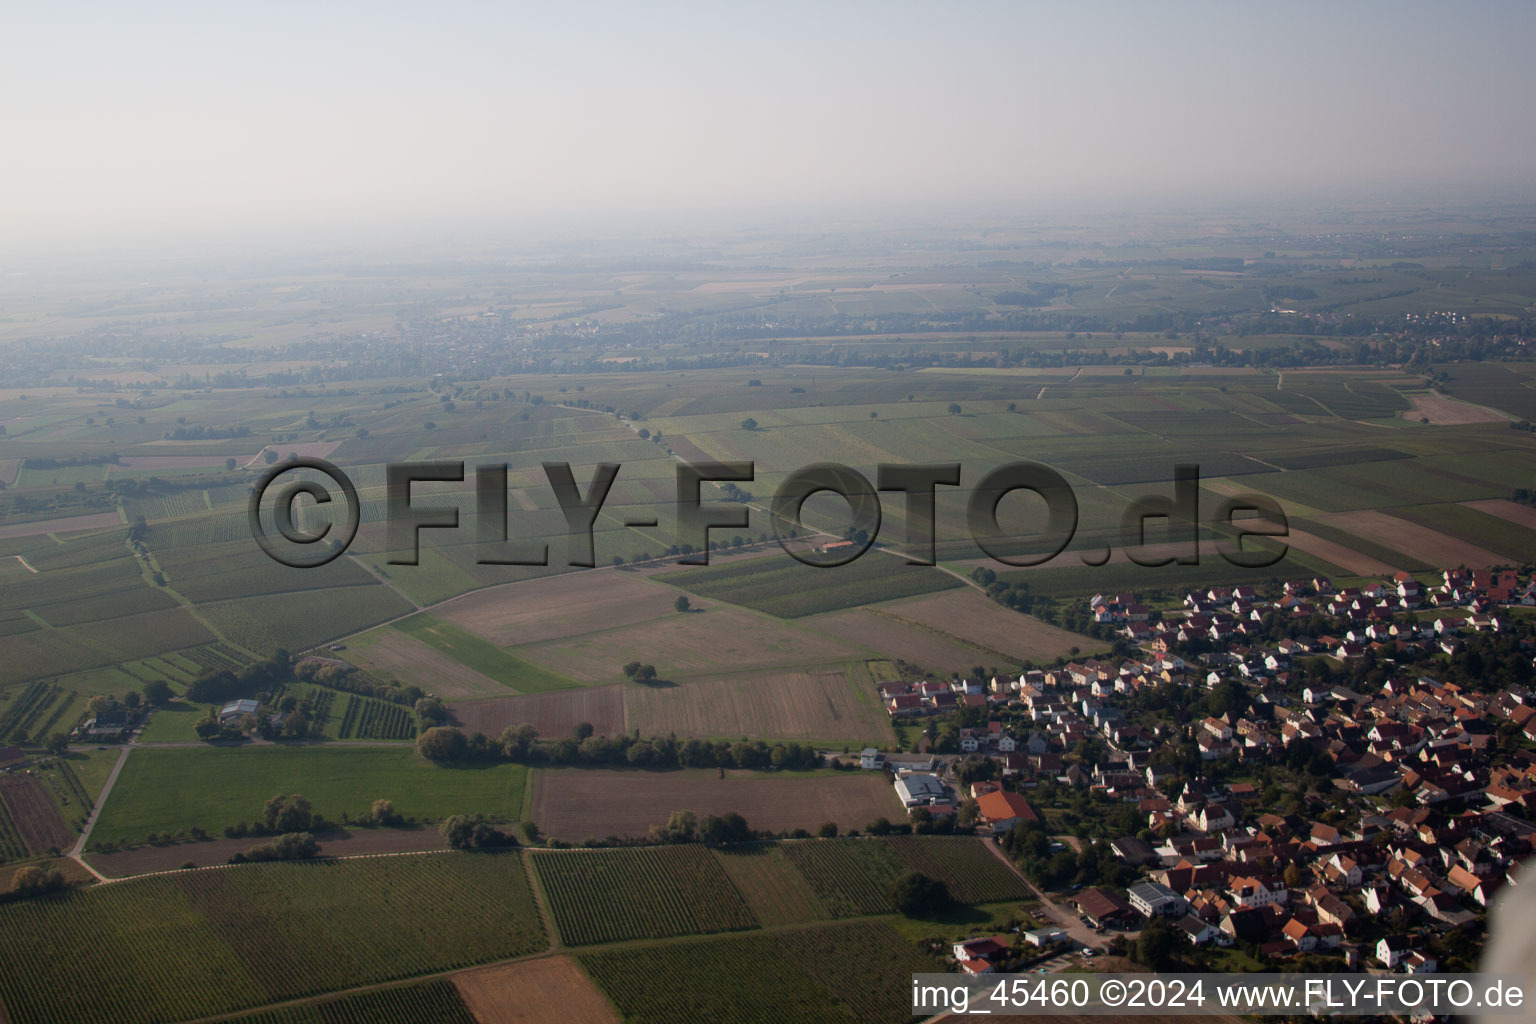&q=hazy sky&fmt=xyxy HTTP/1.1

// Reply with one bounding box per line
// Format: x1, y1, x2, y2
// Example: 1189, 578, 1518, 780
4, 0, 1534, 246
